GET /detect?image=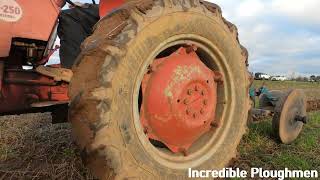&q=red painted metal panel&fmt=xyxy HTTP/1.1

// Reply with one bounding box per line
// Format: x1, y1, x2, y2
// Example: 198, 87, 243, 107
0, 69, 68, 113
99, 0, 126, 18
140, 48, 219, 153
0, 0, 64, 57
